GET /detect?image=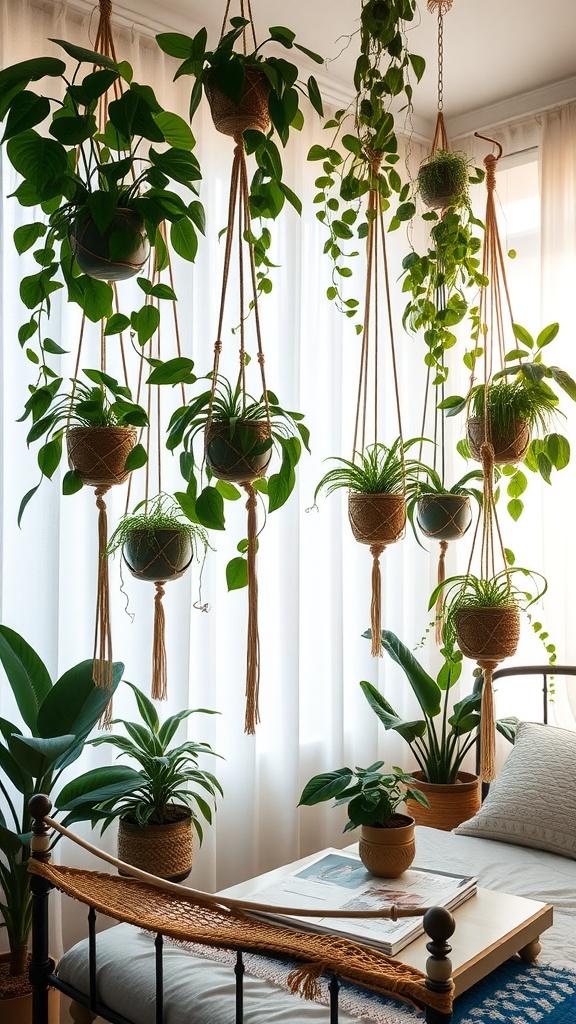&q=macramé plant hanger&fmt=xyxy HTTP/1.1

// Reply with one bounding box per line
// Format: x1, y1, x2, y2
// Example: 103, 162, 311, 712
351, 154, 408, 658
